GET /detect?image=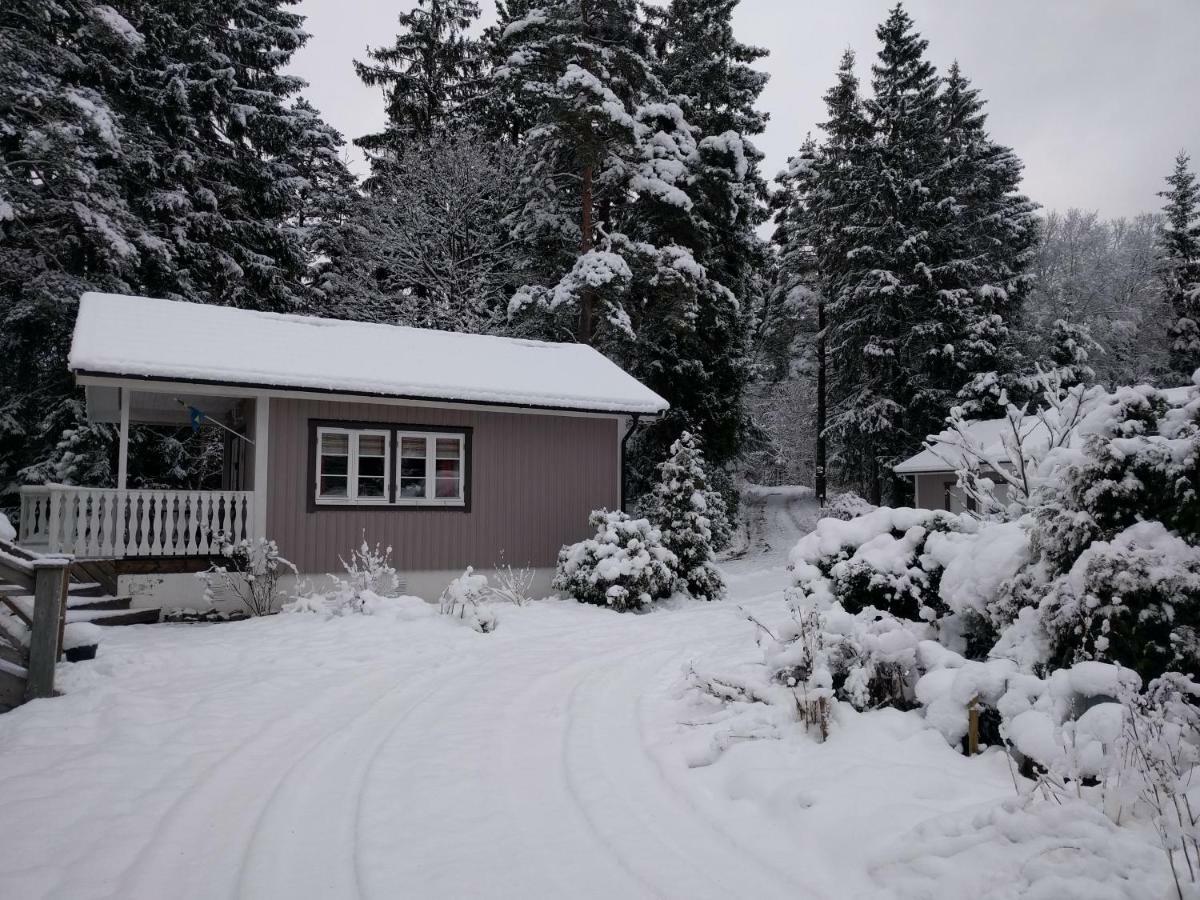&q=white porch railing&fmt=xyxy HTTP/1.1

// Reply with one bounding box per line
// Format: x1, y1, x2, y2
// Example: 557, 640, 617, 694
18, 485, 255, 558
